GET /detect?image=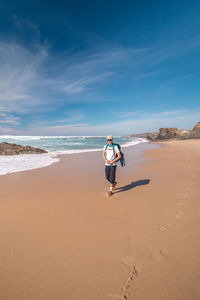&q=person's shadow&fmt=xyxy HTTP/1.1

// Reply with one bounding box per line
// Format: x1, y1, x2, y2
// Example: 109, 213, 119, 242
114, 179, 150, 194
